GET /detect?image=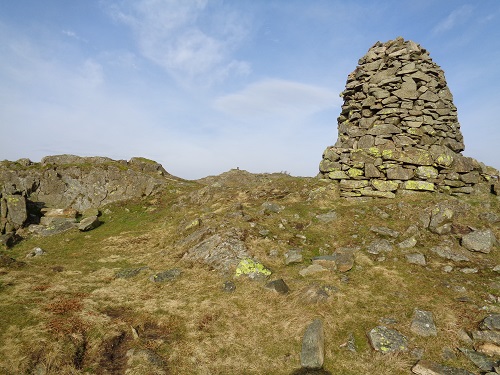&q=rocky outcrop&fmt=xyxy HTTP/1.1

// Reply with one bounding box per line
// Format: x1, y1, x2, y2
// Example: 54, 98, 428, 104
319, 37, 499, 197
0, 155, 174, 237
